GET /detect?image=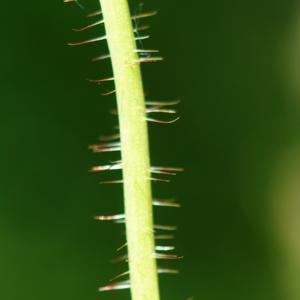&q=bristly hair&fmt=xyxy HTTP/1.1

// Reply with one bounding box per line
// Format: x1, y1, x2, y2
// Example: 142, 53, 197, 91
65, 0, 183, 298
